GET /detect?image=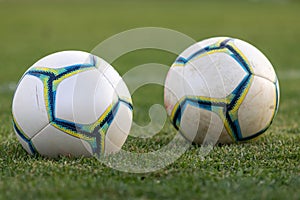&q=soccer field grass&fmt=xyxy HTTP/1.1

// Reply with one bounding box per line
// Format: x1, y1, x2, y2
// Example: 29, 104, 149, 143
0, 0, 300, 199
